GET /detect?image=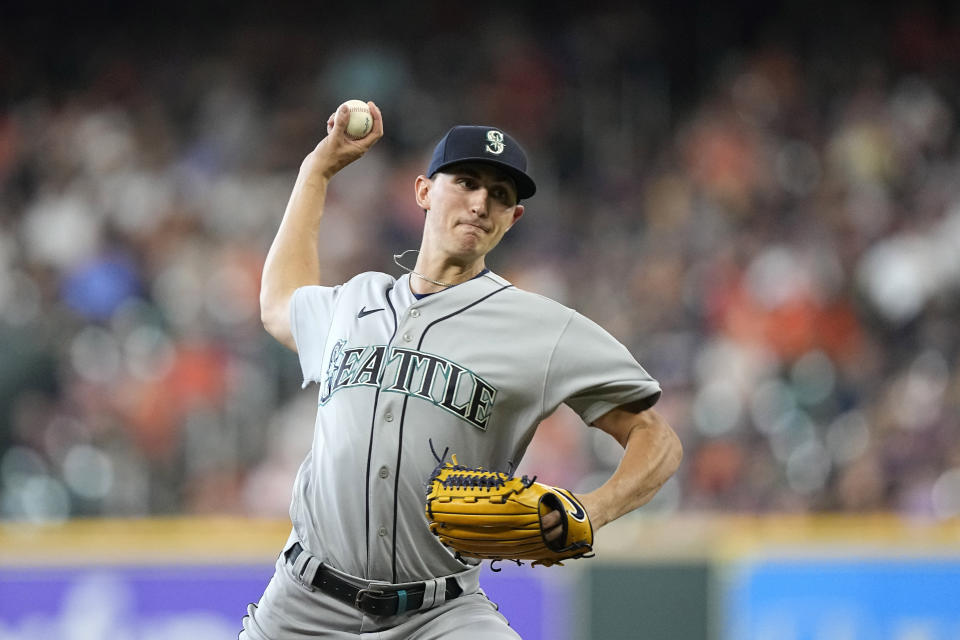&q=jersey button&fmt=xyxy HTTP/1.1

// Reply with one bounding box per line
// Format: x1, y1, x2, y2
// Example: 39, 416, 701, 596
378, 466, 389, 479
410, 309, 420, 318
384, 413, 393, 422
402, 333, 412, 342
378, 527, 388, 537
